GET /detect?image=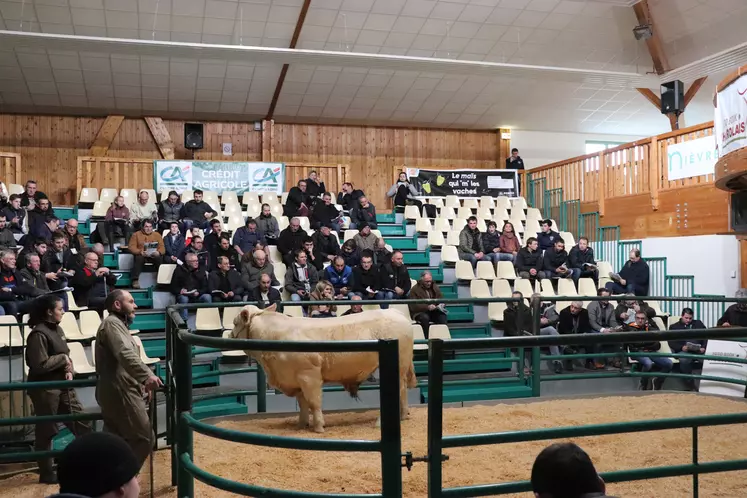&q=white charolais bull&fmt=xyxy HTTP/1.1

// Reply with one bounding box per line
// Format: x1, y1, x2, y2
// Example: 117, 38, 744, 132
231, 304, 417, 433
